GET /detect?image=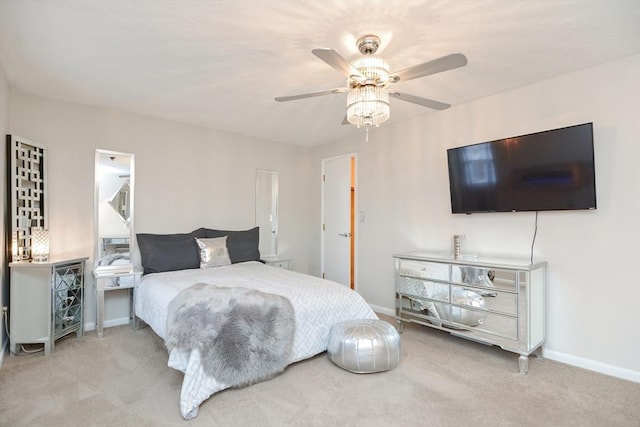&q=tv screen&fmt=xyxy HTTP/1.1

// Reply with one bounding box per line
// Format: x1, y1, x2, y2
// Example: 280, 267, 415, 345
447, 123, 596, 214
